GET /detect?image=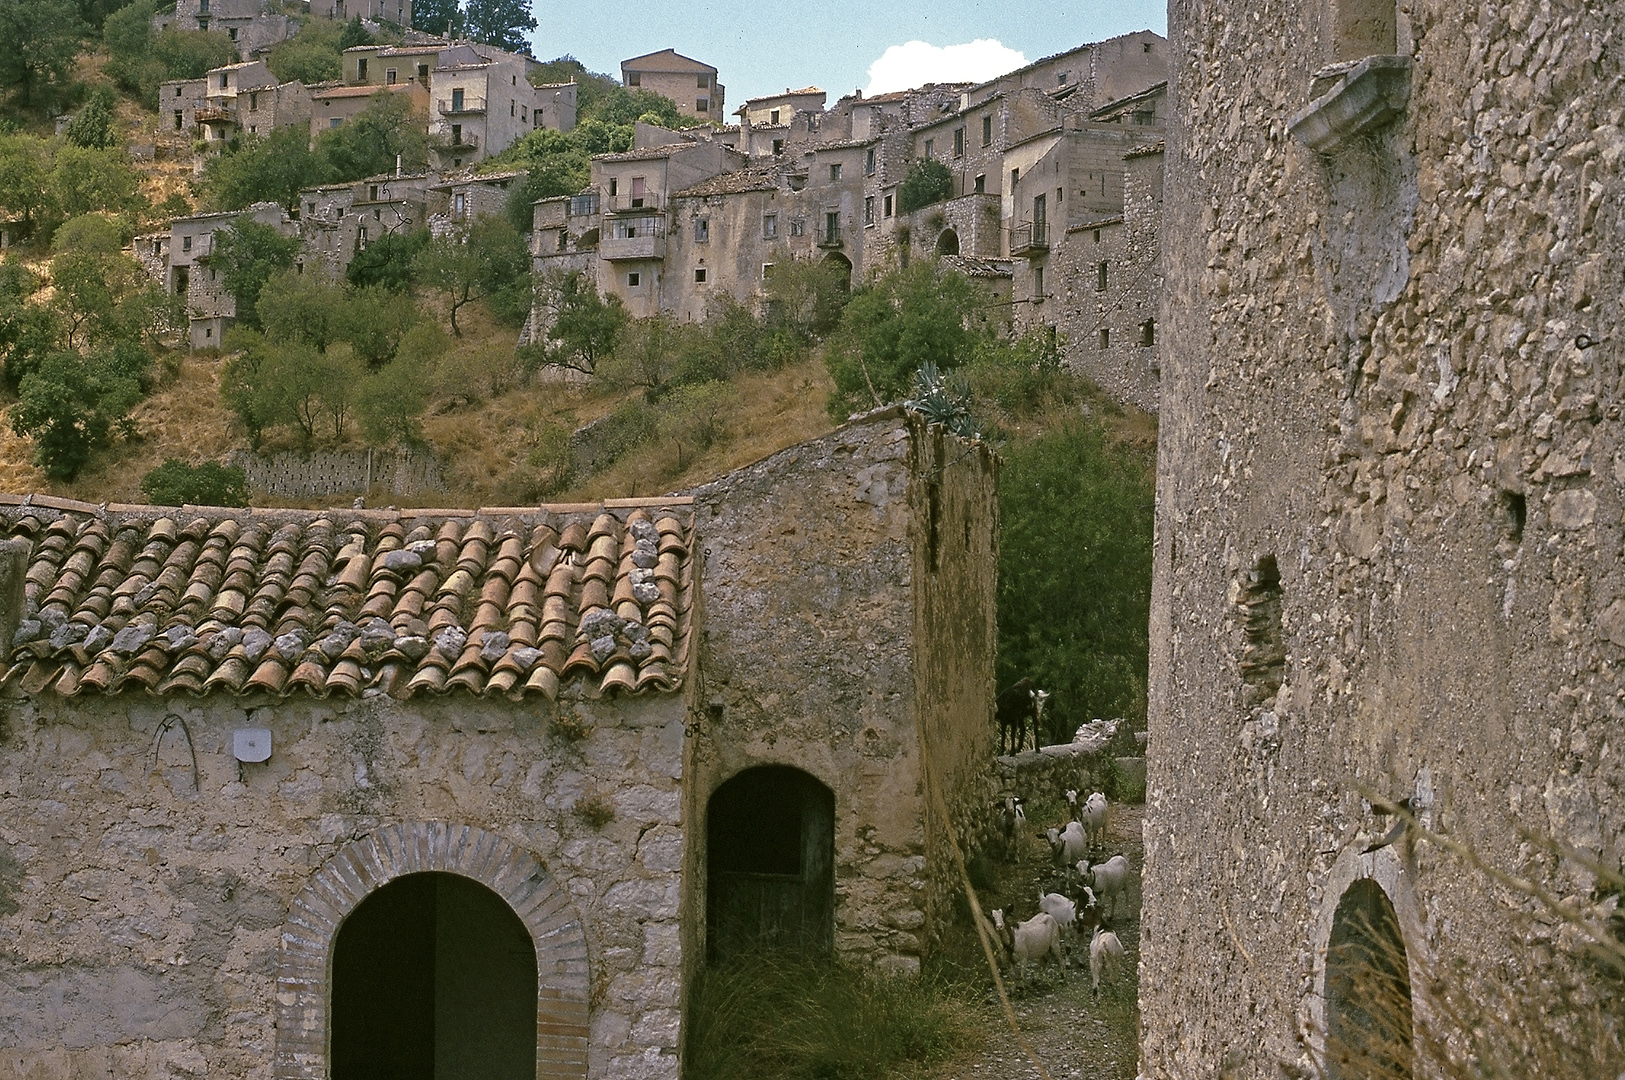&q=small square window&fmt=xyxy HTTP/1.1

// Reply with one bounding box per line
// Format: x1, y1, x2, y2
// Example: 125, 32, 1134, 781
829, 163, 841, 181
694, 267, 707, 283
628, 272, 640, 287
770, 109, 780, 124
974, 174, 985, 193
1099, 327, 1110, 350
695, 218, 709, 242
182, 235, 193, 252
697, 98, 709, 112
763, 213, 777, 239
628, 72, 640, 86
762, 263, 775, 279
698, 74, 708, 88
789, 219, 804, 236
